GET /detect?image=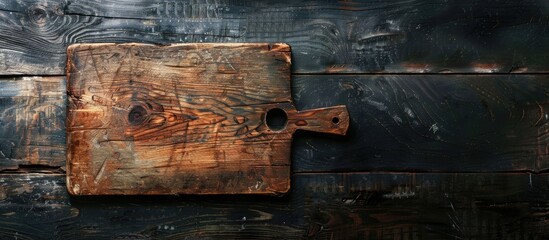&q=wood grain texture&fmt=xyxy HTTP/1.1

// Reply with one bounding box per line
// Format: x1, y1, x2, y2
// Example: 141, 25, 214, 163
0, 76, 66, 171
0, 0, 547, 238
66, 43, 349, 195
1, 0, 549, 75
2, 75, 546, 174
292, 74, 549, 172
0, 173, 547, 239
